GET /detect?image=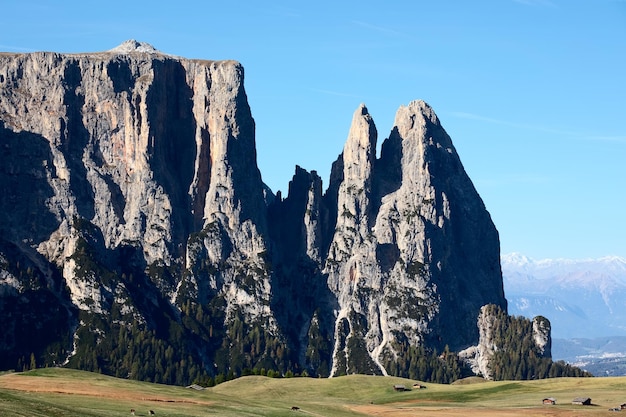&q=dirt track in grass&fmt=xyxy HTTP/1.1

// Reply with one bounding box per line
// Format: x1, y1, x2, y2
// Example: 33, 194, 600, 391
351, 403, 592, 417
0, 373, 212, 406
